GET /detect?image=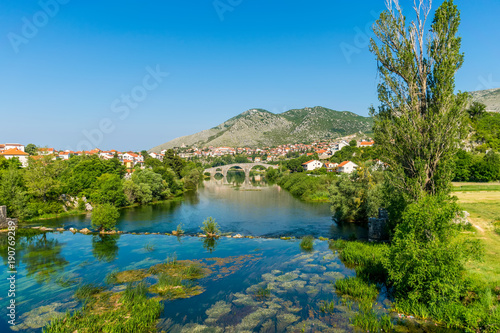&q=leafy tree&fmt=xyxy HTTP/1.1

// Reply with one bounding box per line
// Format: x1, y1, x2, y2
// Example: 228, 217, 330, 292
24, 156, 64, 202
472, 112, 500, 152
0, 165, 29, 219
452, 150, 472, 181
329, 166, 383, 223
349, 140, 357, 147
467, 101, 486, 120
470, 151, 500, 182
25, 143, 38, 155
89, 173, 127, 207
131, 169, 166, 200
163, 149, 186, 178
370, 0, 469, 204
91, 203, 120, 231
